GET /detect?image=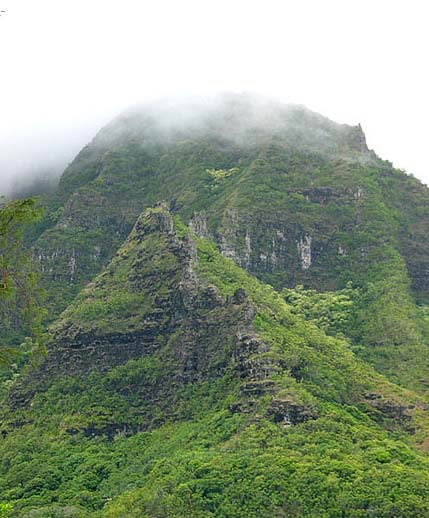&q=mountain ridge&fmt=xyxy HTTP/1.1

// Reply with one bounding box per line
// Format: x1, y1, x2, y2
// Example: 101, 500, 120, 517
21, 94, 429, 392
3, 204, 429, 516
2, 94, 429, 516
